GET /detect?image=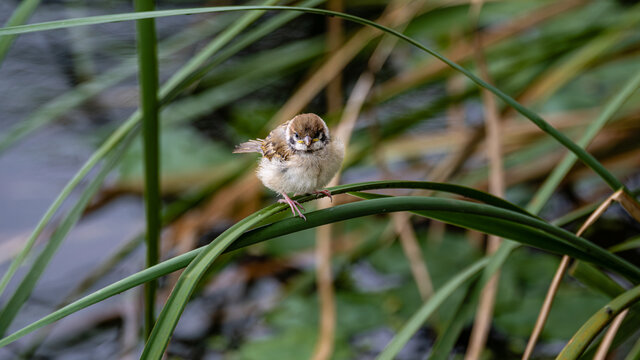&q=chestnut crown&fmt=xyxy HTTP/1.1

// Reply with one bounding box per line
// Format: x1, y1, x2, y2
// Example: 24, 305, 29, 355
285, 113, 330, 152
